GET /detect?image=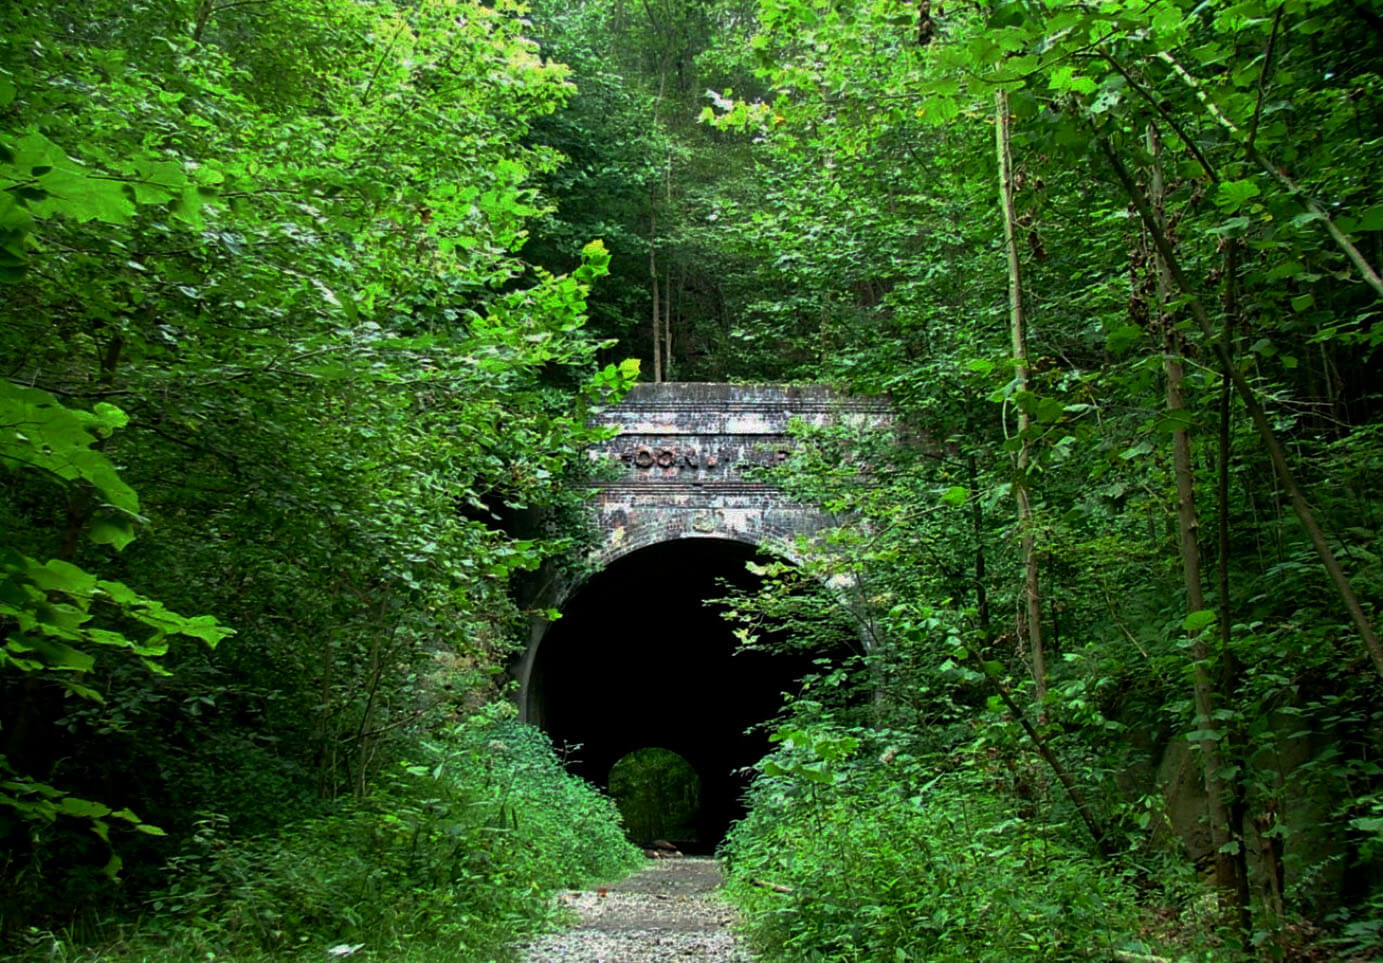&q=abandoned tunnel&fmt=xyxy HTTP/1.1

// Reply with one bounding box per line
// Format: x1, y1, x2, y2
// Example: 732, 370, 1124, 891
524, 537, 840, 852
